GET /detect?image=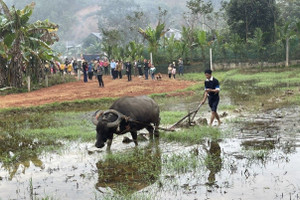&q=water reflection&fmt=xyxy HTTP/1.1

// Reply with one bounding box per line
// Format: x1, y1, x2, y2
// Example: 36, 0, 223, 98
1, 155, 44, 180
0, 132, 46, 180
95, 141, 161, 194
223, 80, 274, 105
204, 140, 222, 187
